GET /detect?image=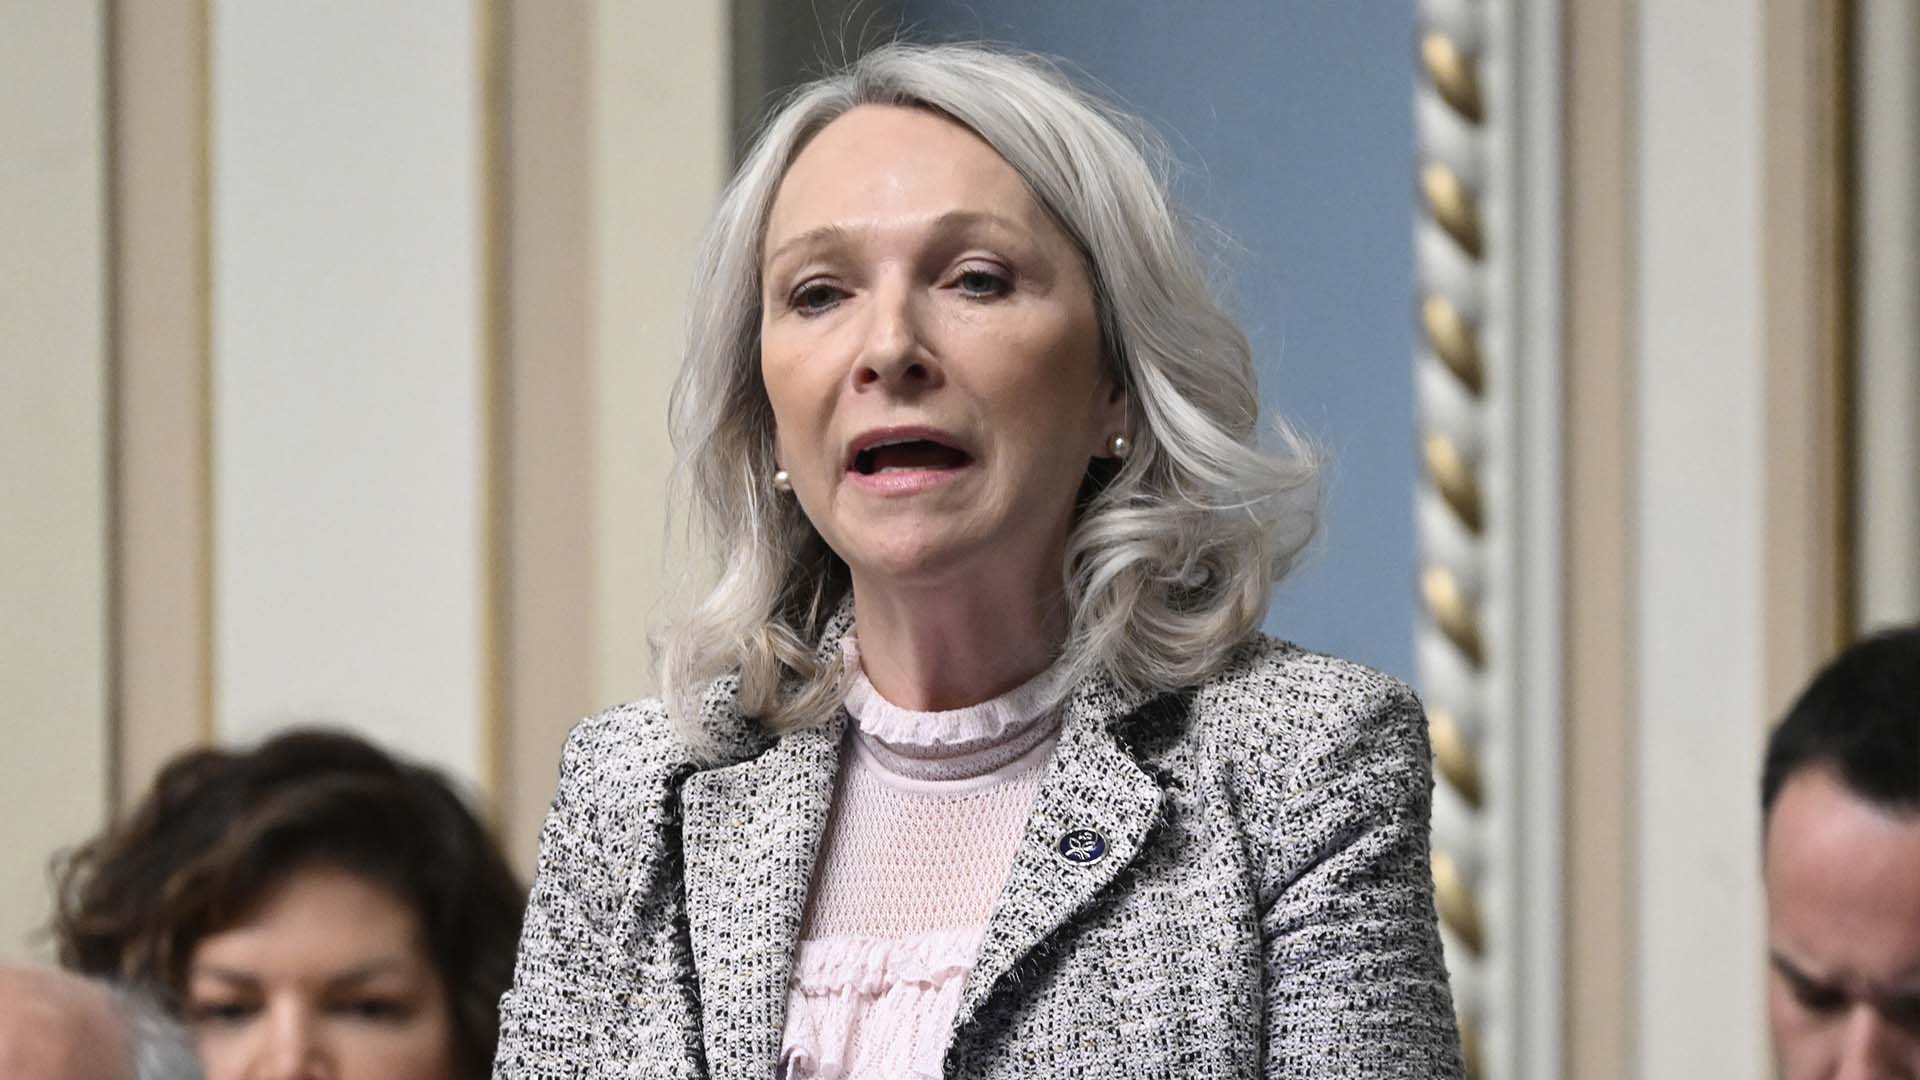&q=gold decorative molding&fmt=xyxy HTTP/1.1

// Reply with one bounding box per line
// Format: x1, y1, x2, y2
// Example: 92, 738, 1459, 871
1432, 849, 1486, 955
1429, 707, 1484, 808
1418, 12, 1504, 1073
1459, 1015, 1484, 1080
1418, 3, 1568, 1073
1422, 160, 1485, 259
1422, 294, 1486, 396
1421, 30, 1486, 125
1421, 565, 1486, 668
1423, 431, 1485, 534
